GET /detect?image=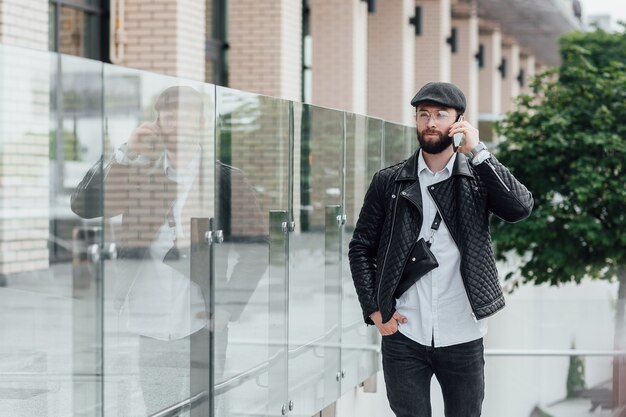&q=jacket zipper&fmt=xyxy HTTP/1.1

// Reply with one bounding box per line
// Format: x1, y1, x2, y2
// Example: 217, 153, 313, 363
485, 159, 511, 192
376, 183, 401, 311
